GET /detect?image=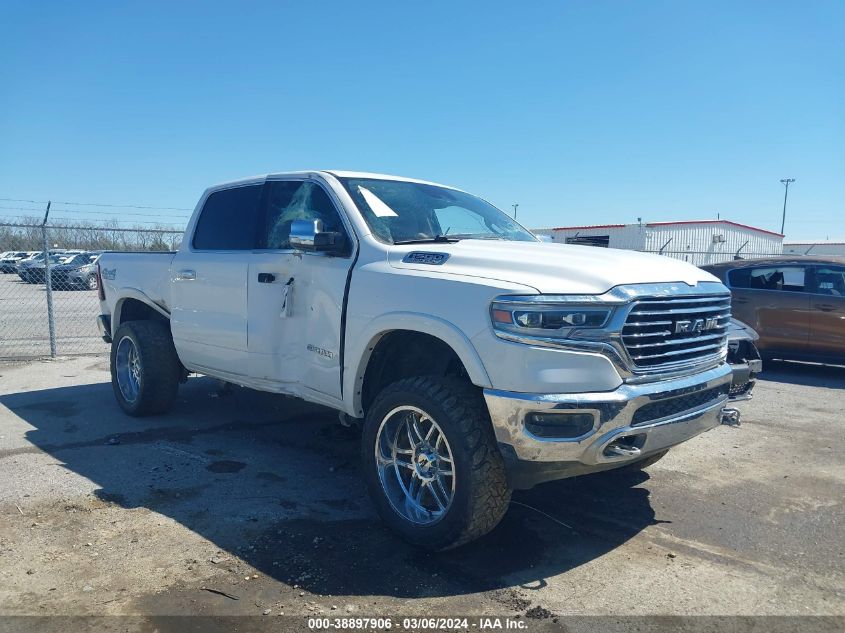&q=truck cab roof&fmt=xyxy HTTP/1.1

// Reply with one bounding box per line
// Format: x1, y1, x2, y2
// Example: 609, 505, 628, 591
205, 170, 461, 194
